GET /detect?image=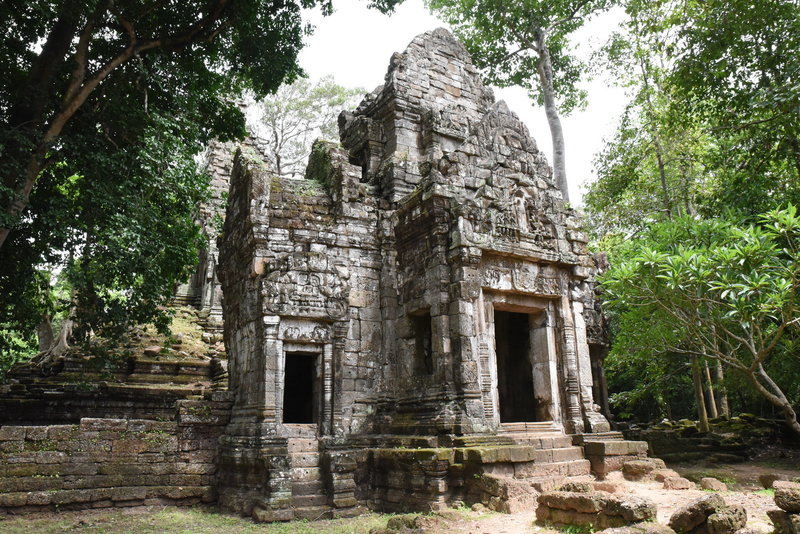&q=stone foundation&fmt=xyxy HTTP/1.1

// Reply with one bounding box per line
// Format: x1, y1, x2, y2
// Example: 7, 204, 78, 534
0, 395, 231, 514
